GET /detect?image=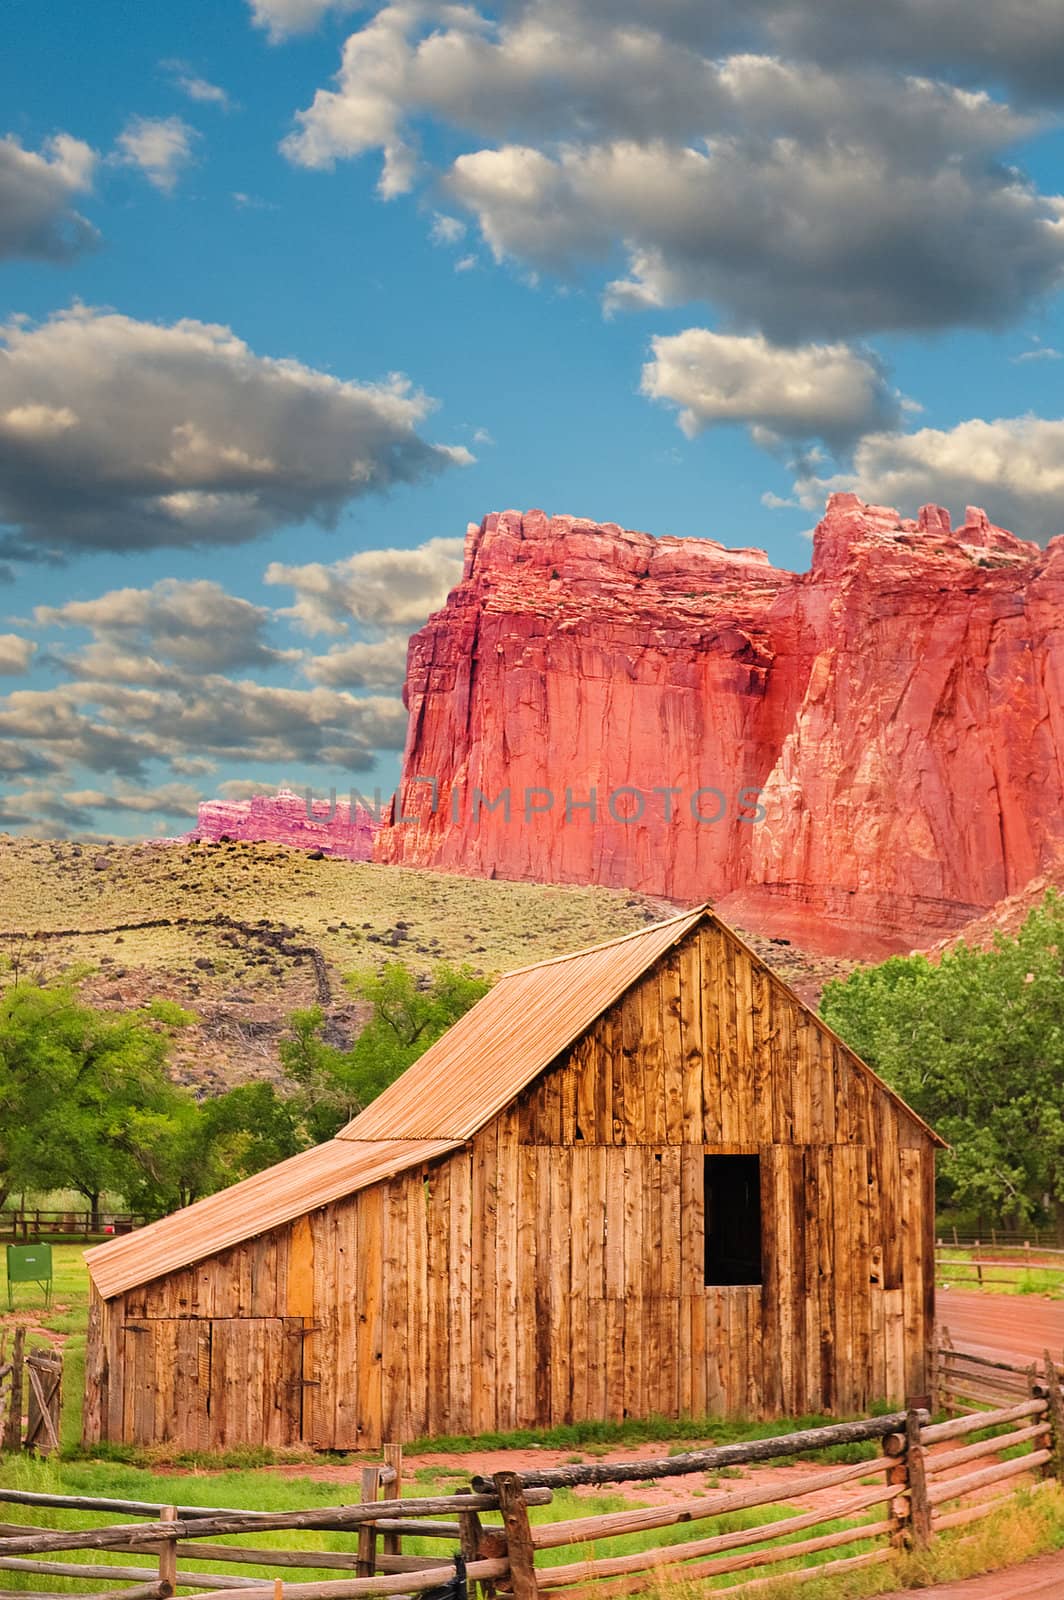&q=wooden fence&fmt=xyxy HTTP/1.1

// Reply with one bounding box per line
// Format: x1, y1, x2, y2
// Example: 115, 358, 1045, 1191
935, 1243, 1064, 1291
0, 1333, 62, 1455
0, 1212, 147, 1243
936, 1330, 1062, 1415
938, 1226, 1063, 1249
1, 1373, 1062, 1600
